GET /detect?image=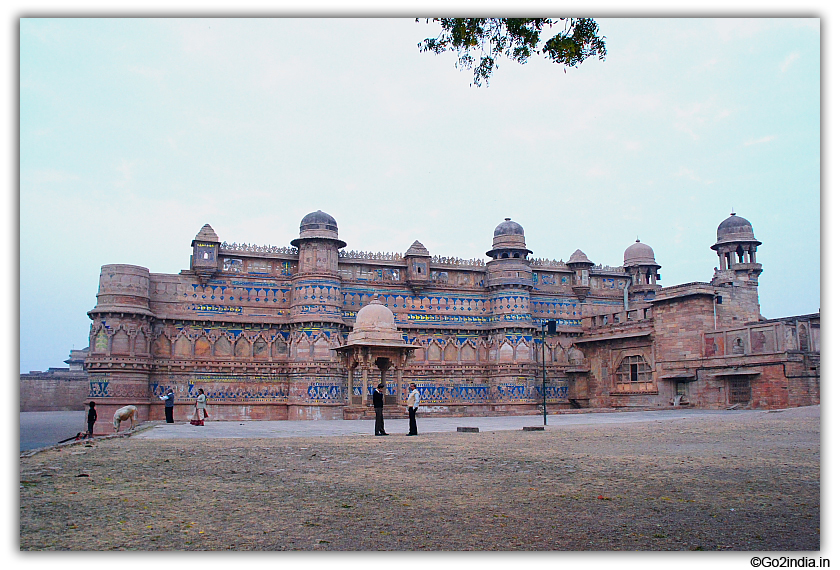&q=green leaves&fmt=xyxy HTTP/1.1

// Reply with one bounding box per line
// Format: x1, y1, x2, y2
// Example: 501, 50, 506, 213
417, 18, 607, 86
